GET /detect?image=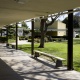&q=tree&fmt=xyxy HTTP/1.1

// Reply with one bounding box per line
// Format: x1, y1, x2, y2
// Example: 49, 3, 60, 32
22, 21, 28, 29
75, 11, 80, 27
38, 14, 60, 48
62, 15, 80, 28
38, 18, 45, 48
6, 25, 16, 39
21, 21, 30, 36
